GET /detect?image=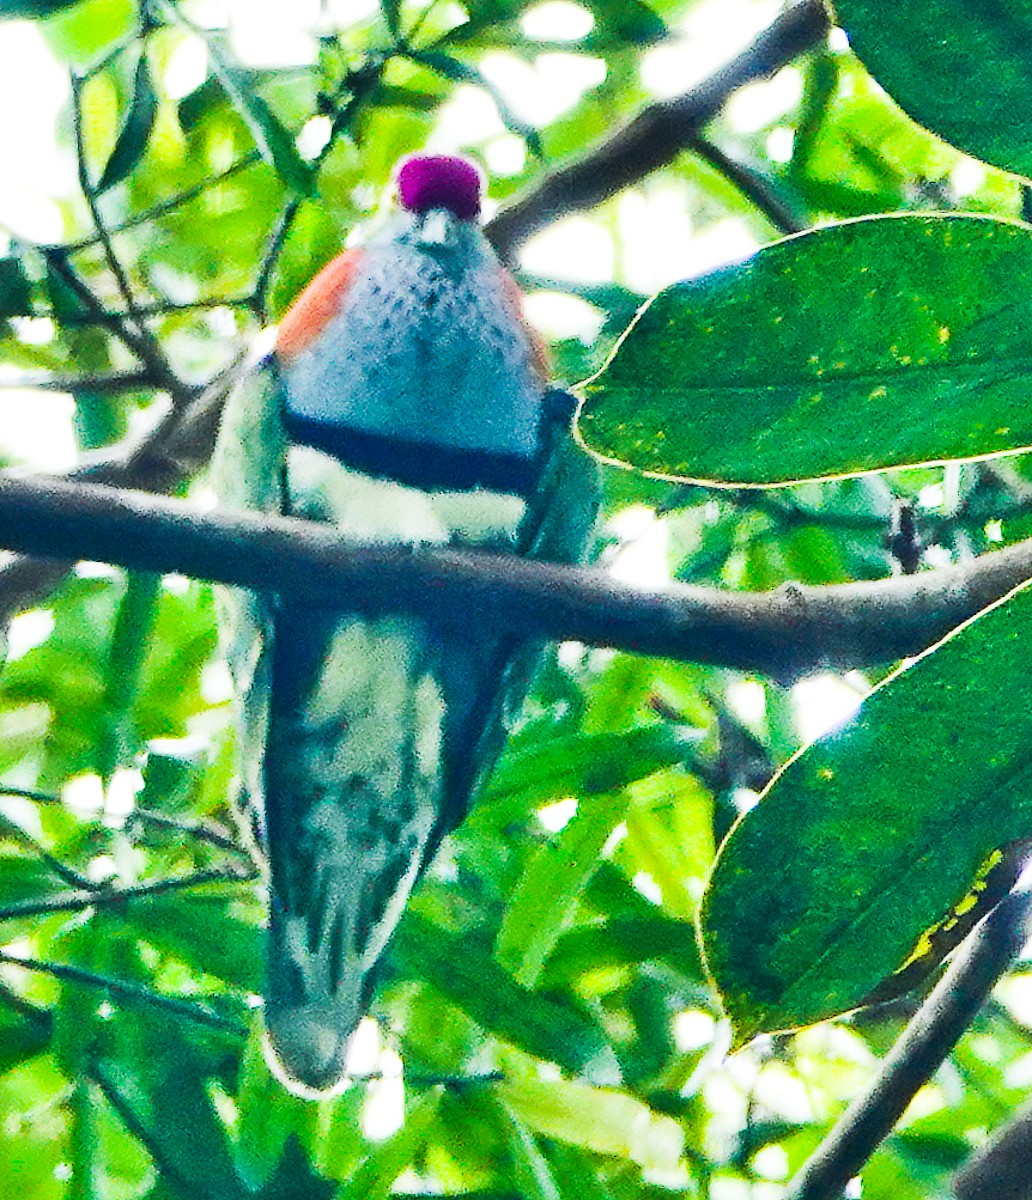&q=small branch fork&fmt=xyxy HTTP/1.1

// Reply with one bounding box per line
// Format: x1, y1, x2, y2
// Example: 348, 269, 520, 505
0, 470, 1030, 682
